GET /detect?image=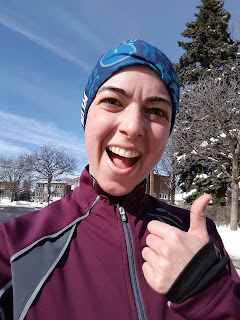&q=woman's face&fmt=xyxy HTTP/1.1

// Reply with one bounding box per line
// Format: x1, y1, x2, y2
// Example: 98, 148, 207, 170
85, 66, 172, 196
